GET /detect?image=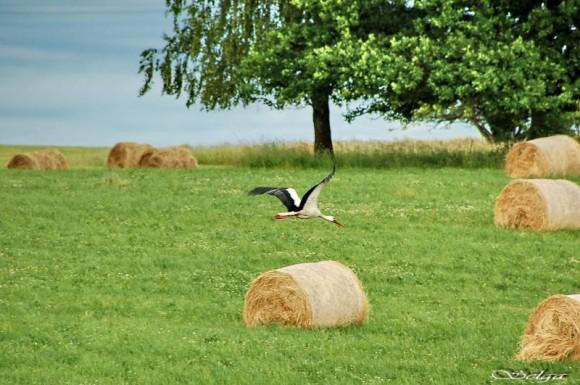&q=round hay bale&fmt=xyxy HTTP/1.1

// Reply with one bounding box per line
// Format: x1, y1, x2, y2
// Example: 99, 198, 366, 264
107, 142, 153, 168
6, 149, 67, 170
505, 135, 580, 177
138, 146, 198, 169
494, 179, 580, 230
516, 294, 580, 361
244, 260, 368, 328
